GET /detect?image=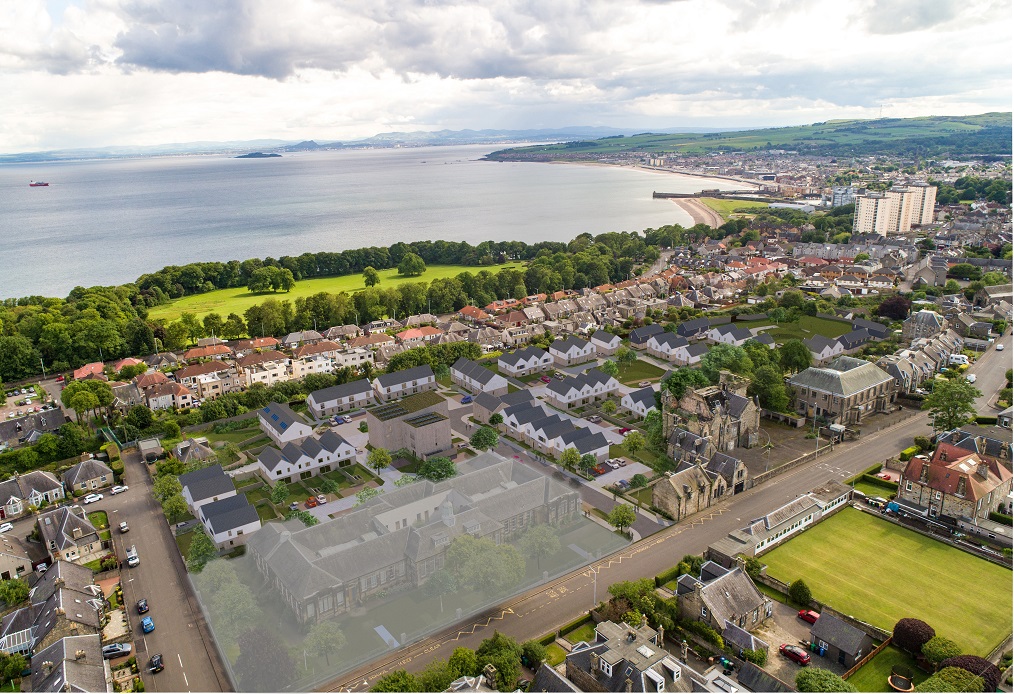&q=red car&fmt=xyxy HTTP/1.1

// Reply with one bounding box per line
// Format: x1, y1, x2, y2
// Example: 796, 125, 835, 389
798, 609, 820, 624
592, 465, 608, 476
618, 427, 632, 435
877, 473, 892, 481
780, 644, 811, 666
540, 375, 552, 383
305, 497, 318, 508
